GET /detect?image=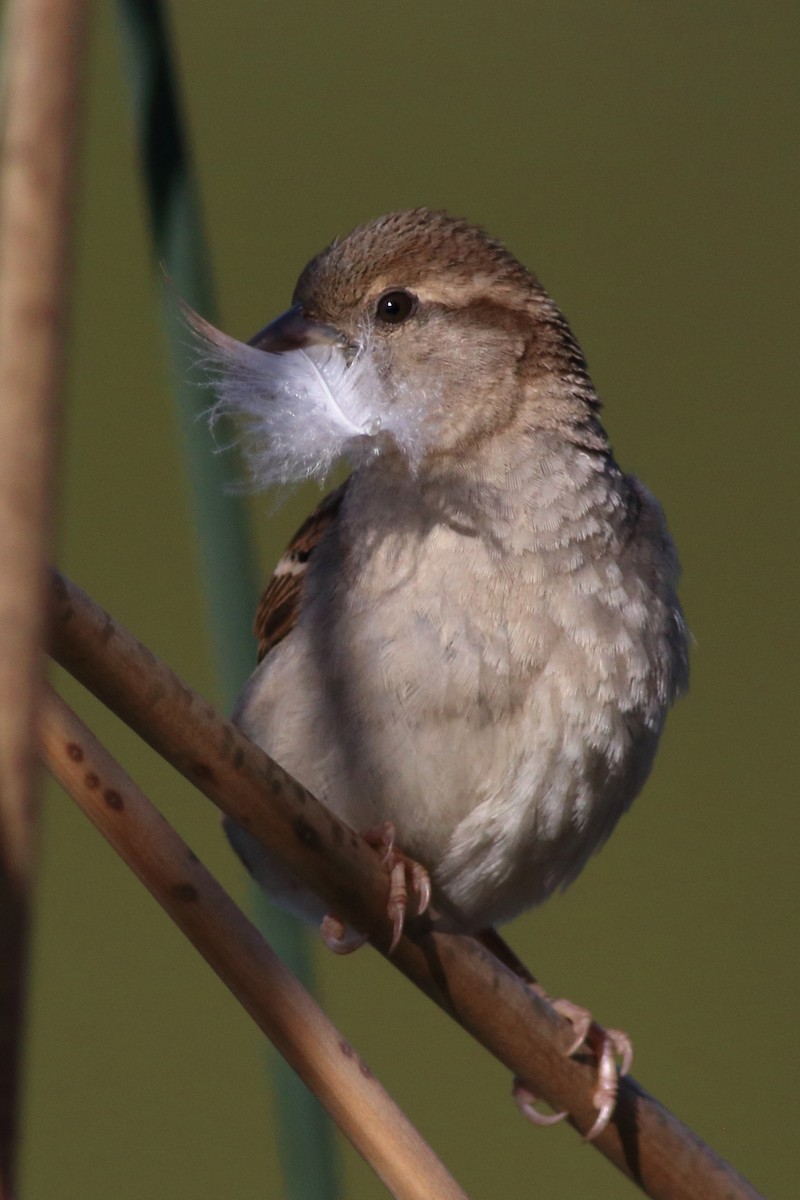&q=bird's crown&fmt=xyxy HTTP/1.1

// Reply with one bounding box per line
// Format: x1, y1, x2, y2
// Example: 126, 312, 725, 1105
294, 208, 537, 321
